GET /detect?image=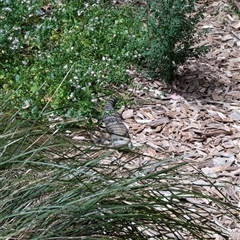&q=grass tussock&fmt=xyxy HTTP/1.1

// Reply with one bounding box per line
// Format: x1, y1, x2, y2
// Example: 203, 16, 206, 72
1, 103, 239, 239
